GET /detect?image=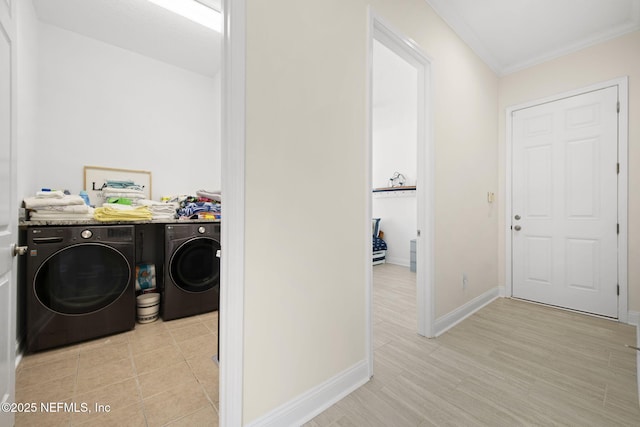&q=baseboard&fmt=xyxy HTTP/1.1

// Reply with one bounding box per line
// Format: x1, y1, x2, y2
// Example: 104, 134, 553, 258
245, 359, 370, 427
627, 311, 640, 326
15, 339, 23, 368
385, 257, 409, 267
637, 325, 639, 406
434, 287, 500, 337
